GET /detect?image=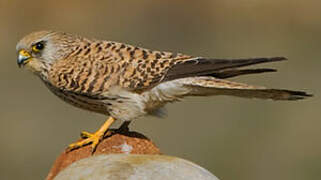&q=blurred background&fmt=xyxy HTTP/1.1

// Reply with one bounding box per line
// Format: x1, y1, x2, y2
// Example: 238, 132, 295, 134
0, 0, 320, 179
